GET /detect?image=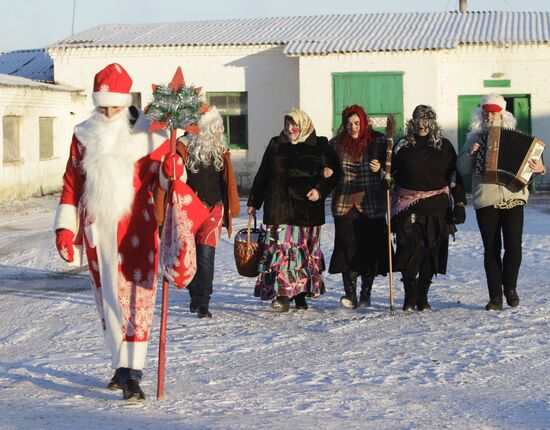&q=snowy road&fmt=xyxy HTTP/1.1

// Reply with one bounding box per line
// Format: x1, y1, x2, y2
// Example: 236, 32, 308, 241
0, 194, 549, 429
